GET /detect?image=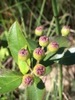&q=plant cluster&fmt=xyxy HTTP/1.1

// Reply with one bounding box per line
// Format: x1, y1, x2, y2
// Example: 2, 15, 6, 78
18, 25, 71, 88
18, 26, 59, 87
0, 20, 74, 100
